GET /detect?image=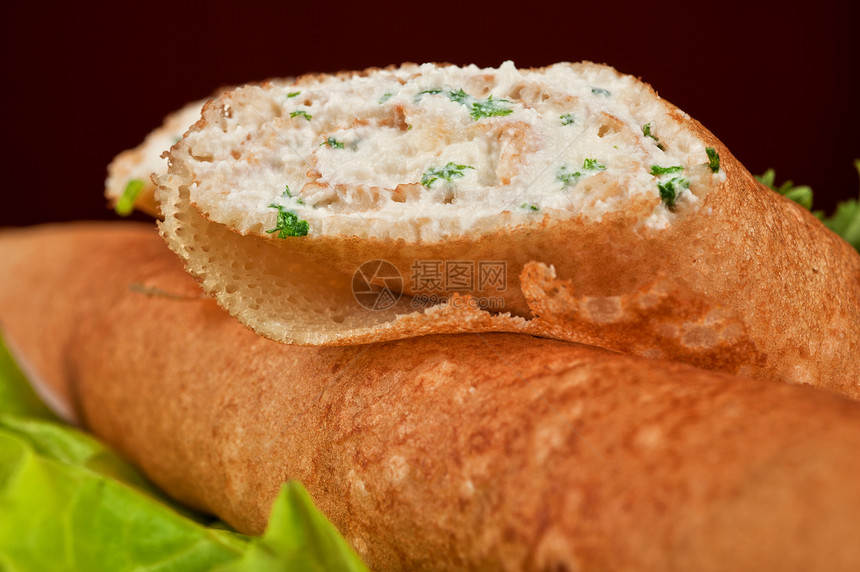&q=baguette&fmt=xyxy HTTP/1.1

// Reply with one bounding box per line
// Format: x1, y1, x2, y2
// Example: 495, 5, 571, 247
2, 222, 860, 570
156, 61, 860, 397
